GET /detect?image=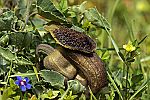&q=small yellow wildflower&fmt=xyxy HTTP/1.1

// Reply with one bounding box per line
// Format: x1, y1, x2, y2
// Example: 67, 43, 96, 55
123, 41, 136, 52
